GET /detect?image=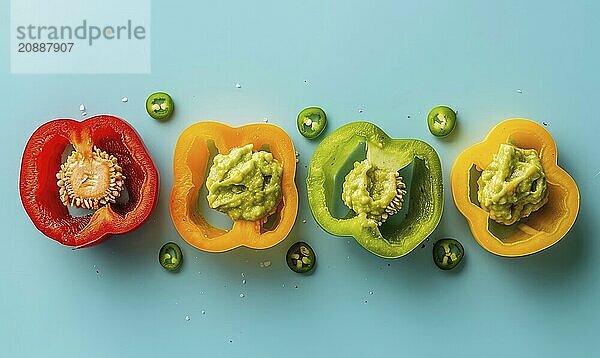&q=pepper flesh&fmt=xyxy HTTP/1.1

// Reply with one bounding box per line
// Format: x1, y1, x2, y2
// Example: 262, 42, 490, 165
451, 118, 580, 257
170, 122, 298, 252
306, 121, 444, 258
19, 115, 159, 248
